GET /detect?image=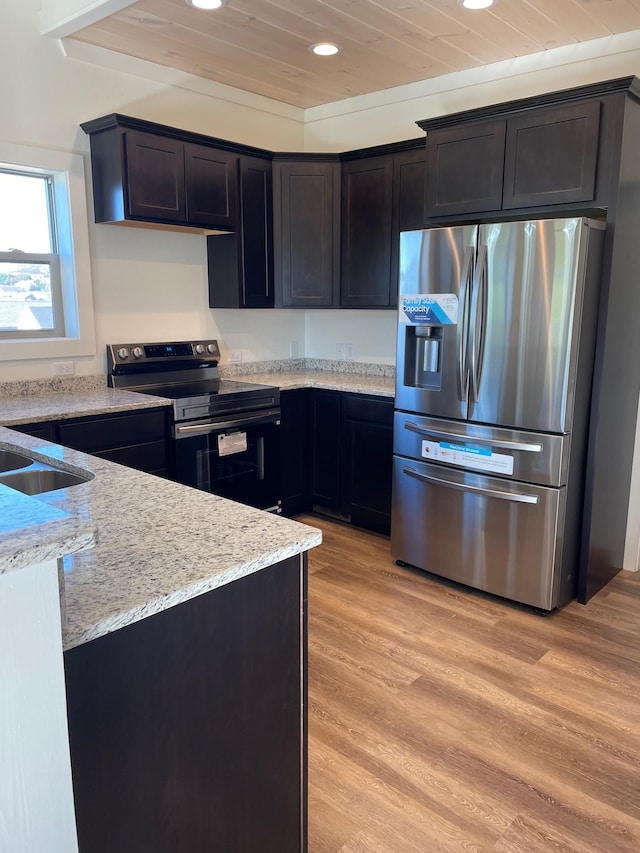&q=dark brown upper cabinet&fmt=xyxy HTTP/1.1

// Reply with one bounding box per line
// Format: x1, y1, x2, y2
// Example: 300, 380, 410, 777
81, 116, 239, 230
123, 130, 186, 223
418, 79, 627, 220
390, 147, 426, 306
340, 154, 394, 308
272, 157, 341, 308
341, 144, 425, 308
207, 156, 274, 308
424, 120, 506, 218
184, 141, 237, 227
502, 100, 601, 209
